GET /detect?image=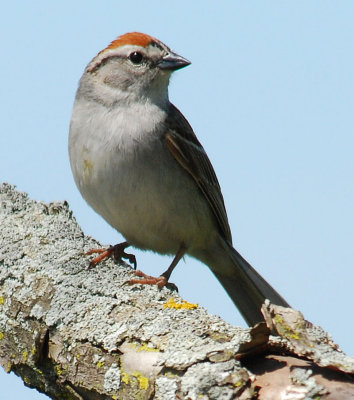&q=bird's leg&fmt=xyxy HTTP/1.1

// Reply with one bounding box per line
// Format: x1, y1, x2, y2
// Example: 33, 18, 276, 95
86, 241, 136, 269
126, 245, 186, 288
